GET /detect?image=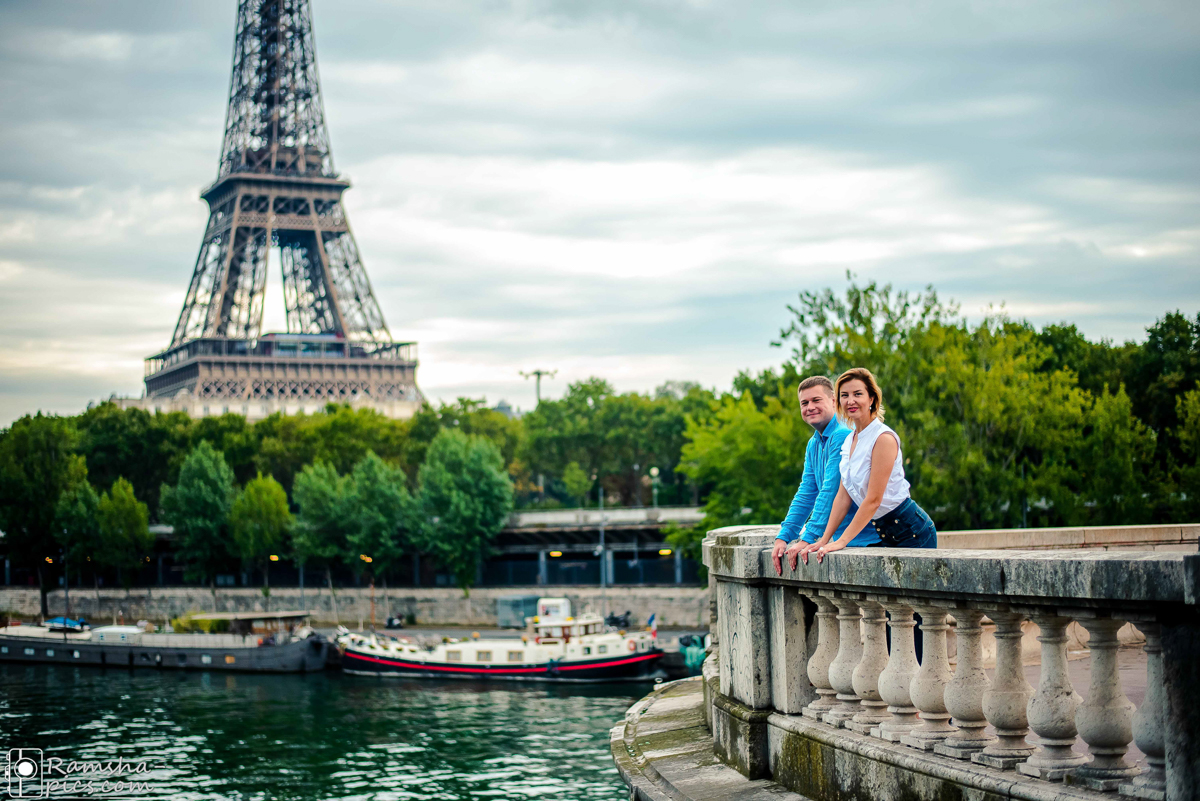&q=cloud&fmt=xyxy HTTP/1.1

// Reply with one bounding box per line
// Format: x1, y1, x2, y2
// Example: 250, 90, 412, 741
0, 0, 1197, 424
